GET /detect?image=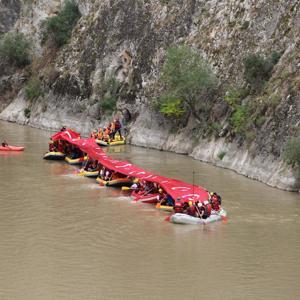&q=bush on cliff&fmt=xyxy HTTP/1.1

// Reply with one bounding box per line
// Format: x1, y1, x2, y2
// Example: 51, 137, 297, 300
99, 77, 120, 113
159, 45, 218, 120
0, 32, 31, 67
284, 137, 300, 168
25, 77, 44, 100
244, 52, 281, 92
42, 0, 81, 48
